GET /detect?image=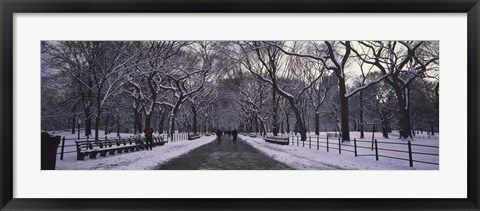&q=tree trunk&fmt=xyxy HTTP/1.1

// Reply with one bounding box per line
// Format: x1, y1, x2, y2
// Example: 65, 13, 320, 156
394, 86, 413, 140
294, 122, 298, 135
338, 77, 351, 142
133, 107, 139, 134
192, 106, 198, 134
255, 115, 259, 133
170, 115, 175, 141
302, 101, 307, 134
272, 88, 279, 136
204, 117, 207, 133
382, 116, 389, 138
145, 113, 152, 128
292, 106, 307, 141
359, 91, 365, 138
159, 111, 165, 134
166, 115, 170, 135
84, 105, 92, 137
94, 114, 100, 141
251, 117, 254, 133
71, 103, 77, 134
104, 115, 110, 135
116, 115, 120, 137
94, 97, 102, 141
138, 112, 143, 133
170, 104, 180, 141
259, 120, 266, 136
285, 113, 290, 133
84, 78, 93, 137
324, 117, 327, 132
353, 113, 357, 131
282, 97, 307, 141
314, 112, 320, 135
